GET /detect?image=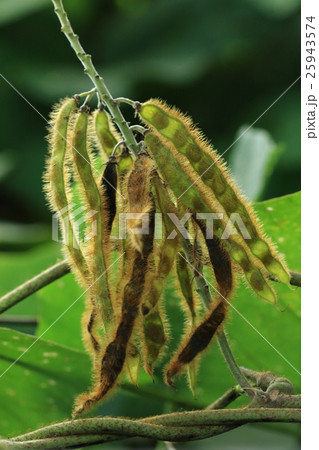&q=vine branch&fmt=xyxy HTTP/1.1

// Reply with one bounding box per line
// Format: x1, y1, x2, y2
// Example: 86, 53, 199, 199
0, 408, 300, 448
0, 260, 69, 314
